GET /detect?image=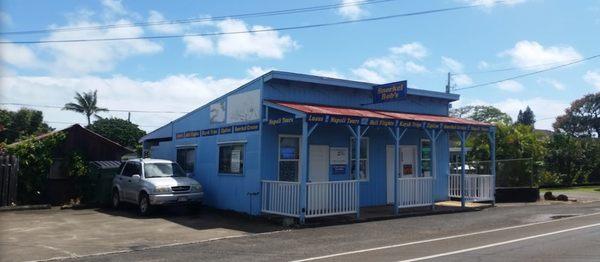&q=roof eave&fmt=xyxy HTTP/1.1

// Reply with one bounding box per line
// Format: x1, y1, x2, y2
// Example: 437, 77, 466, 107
263, 70, 460, 102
